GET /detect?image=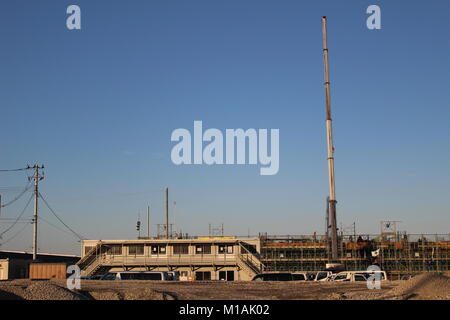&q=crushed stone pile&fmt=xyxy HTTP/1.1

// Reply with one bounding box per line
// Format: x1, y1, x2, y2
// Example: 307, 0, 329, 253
23, 282, 87, 300
383, 272, 450, 300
